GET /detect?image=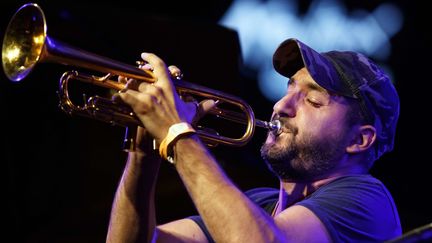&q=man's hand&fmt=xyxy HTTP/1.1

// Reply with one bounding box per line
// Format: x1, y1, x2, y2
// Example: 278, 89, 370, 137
114, 53, 197, 144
